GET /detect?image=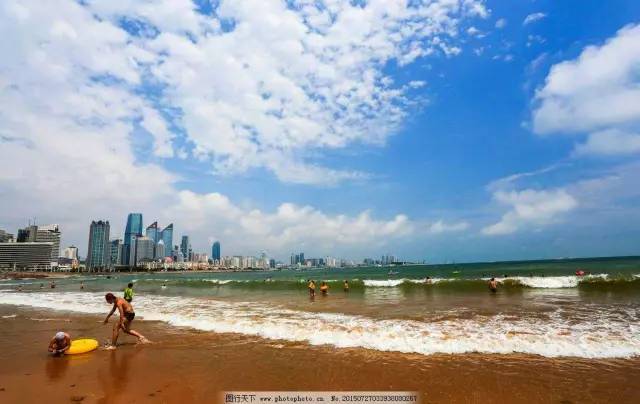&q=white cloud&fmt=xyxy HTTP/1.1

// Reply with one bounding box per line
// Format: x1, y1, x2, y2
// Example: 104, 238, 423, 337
170, 191, 415, 255
482, 189, 577, 236
0, 0, 482, 256
523, 12, 546, 26
532, 24, 640, 135
495, 18, 507, 29
426, 220, 469, 234
573, 129, 640, 156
